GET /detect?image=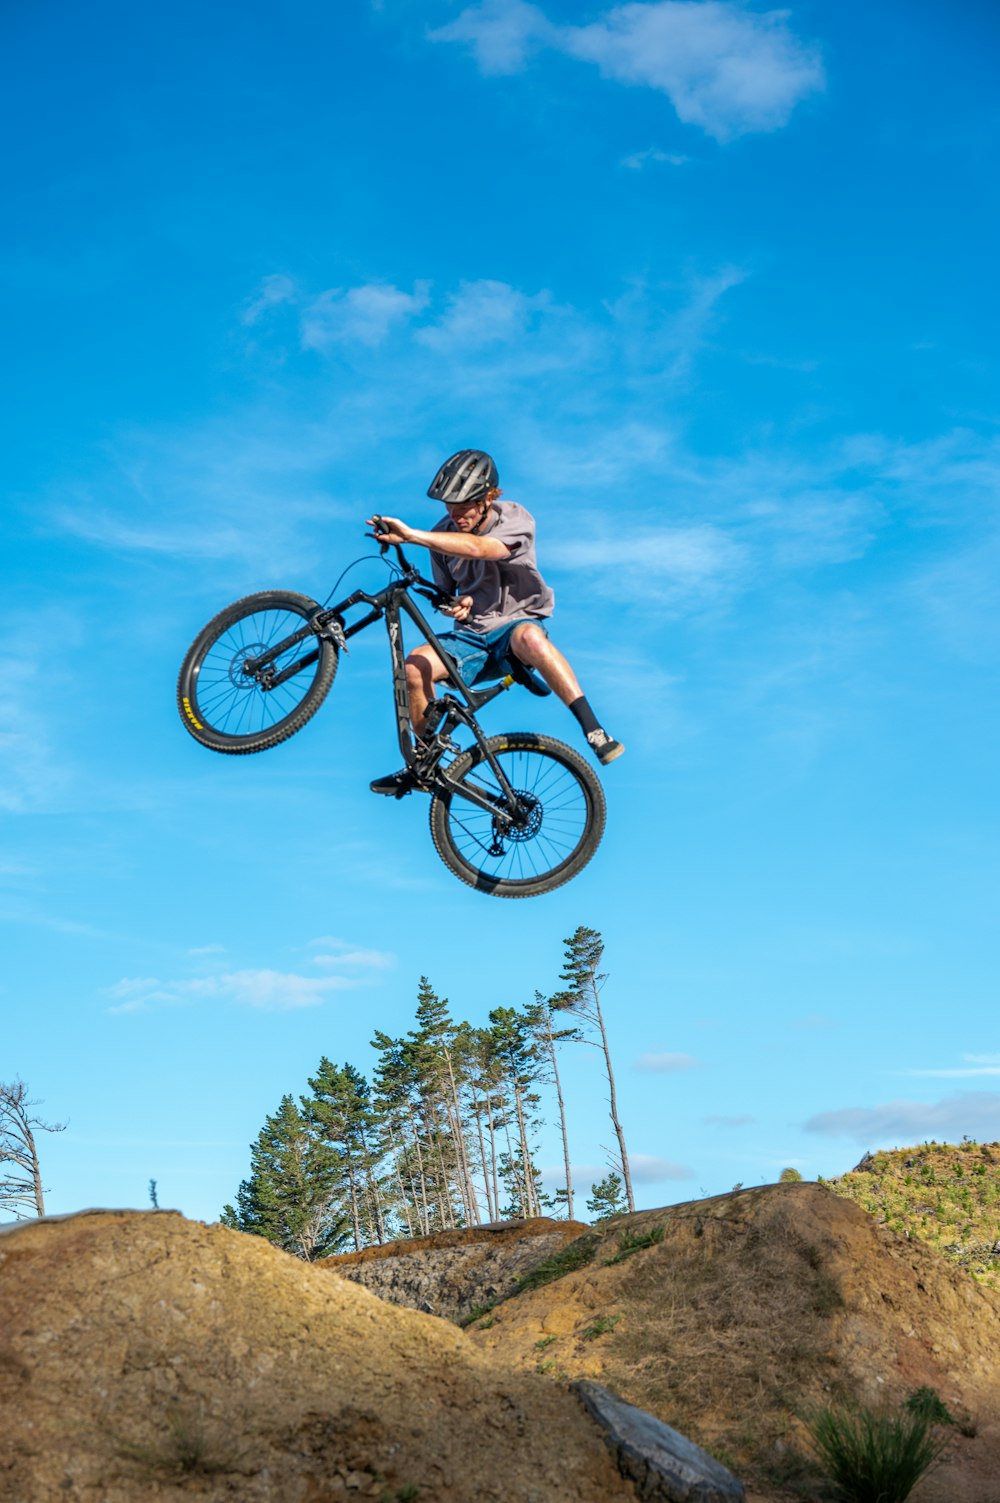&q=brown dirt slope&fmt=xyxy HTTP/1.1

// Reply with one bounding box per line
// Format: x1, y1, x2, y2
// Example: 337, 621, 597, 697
824, 1139, 1000, 1289
322, 1216, 590, 1322
0, 1209, 641, 1503
464, 1184, 1000, 1502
